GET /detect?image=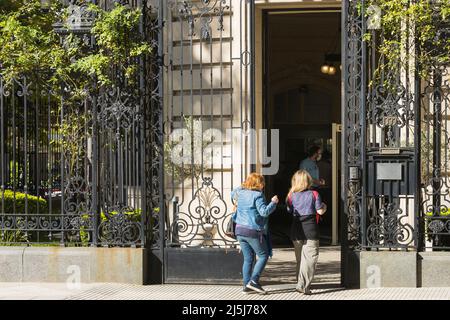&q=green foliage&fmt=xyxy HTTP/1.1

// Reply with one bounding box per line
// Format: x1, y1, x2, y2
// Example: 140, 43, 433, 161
78, 214, 91, 247
0, 1, 152, 182
8, 160, 23, 186
426, 209, 450, 216
0, 229, 28, 245
164, 116, 215, 189
57, 111, 90, 177
0, 0, 151, 90
77, 2, 151, 85
1, 189, 48, 213
363, 0, 450, 87
0, 0, 64, 84
100, 208, 142, 222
